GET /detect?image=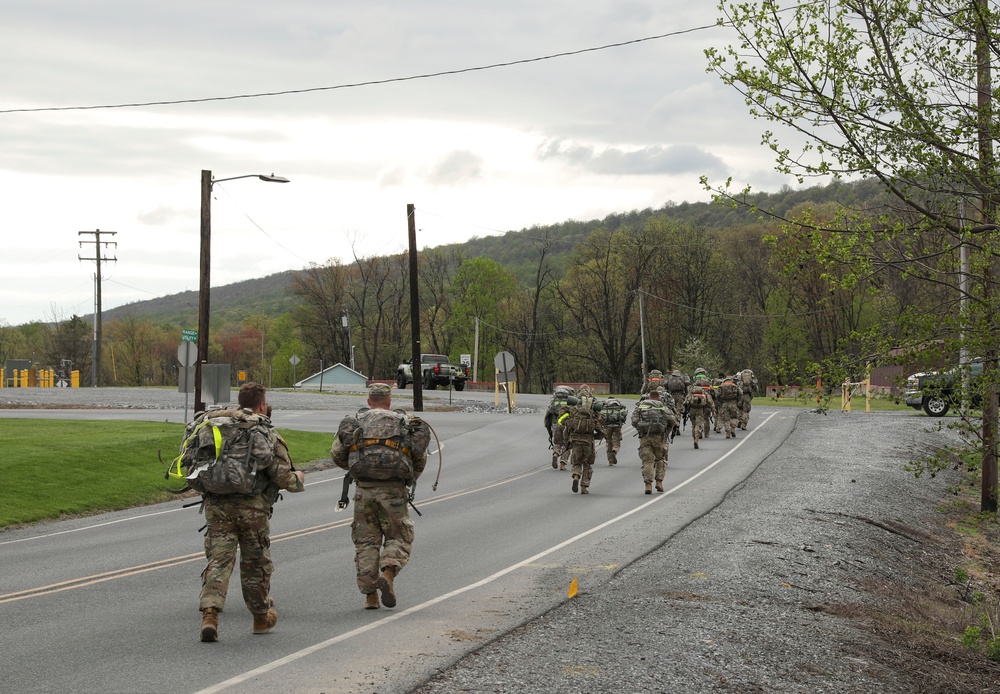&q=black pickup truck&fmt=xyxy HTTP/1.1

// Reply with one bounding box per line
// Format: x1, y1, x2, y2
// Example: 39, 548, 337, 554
396, 353, 469, 390
904, 357, 986, 416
